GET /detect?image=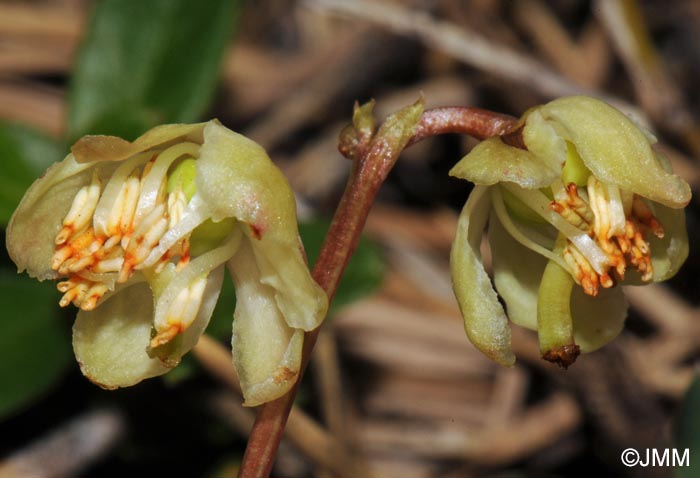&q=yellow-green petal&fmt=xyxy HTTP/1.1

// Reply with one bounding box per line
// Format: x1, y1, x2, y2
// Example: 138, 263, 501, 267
73, 281, 171, 389
195, 121, 328, 331
229, 238, 304, 406
489, 208, 546, 331
250, 235, 327, 331
70, 123, 205, 163
6, 155, 117, 280
450, 136, 560, 189
649, 203, 688, 281
450, 186, 515, 366
570, 286, 627, 352
536, 96, 690, 208
622, 201, 689, 285
490, 205, 628, 353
